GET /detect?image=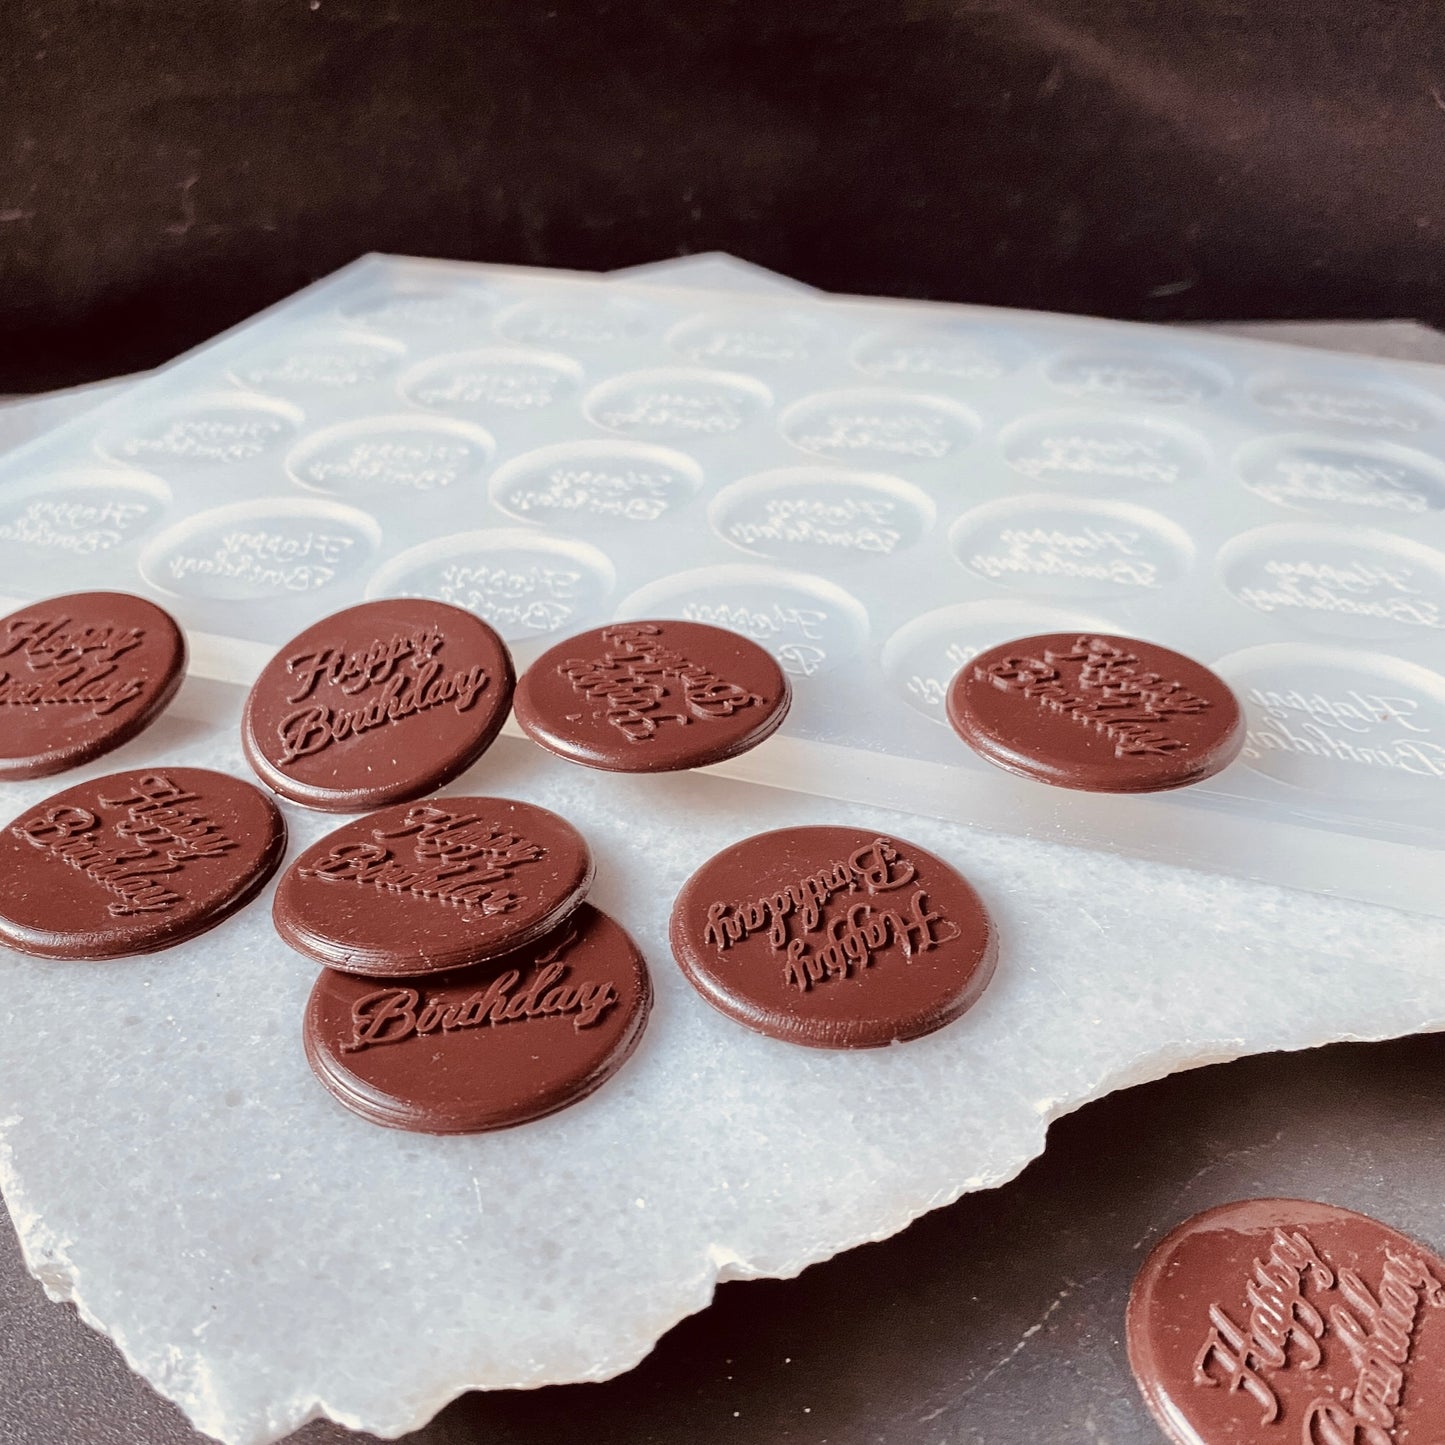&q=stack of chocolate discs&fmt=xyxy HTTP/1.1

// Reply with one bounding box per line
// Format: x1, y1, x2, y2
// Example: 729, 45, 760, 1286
244, 599, 652, 1134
